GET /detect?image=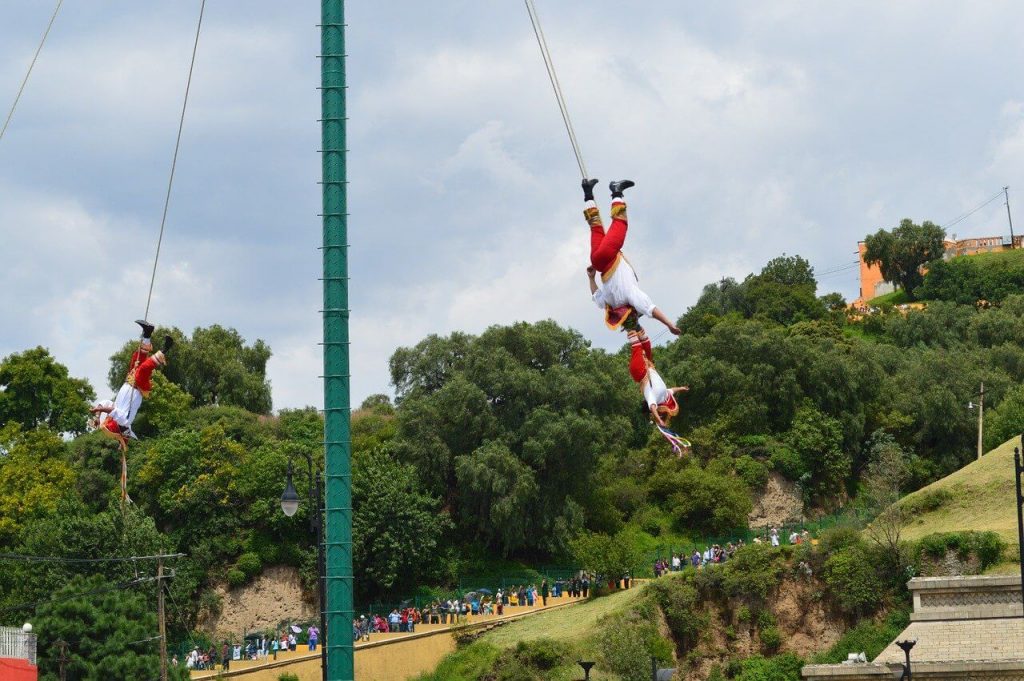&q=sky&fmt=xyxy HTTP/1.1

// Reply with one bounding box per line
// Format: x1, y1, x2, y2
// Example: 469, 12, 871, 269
1, 1, 1023, 411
